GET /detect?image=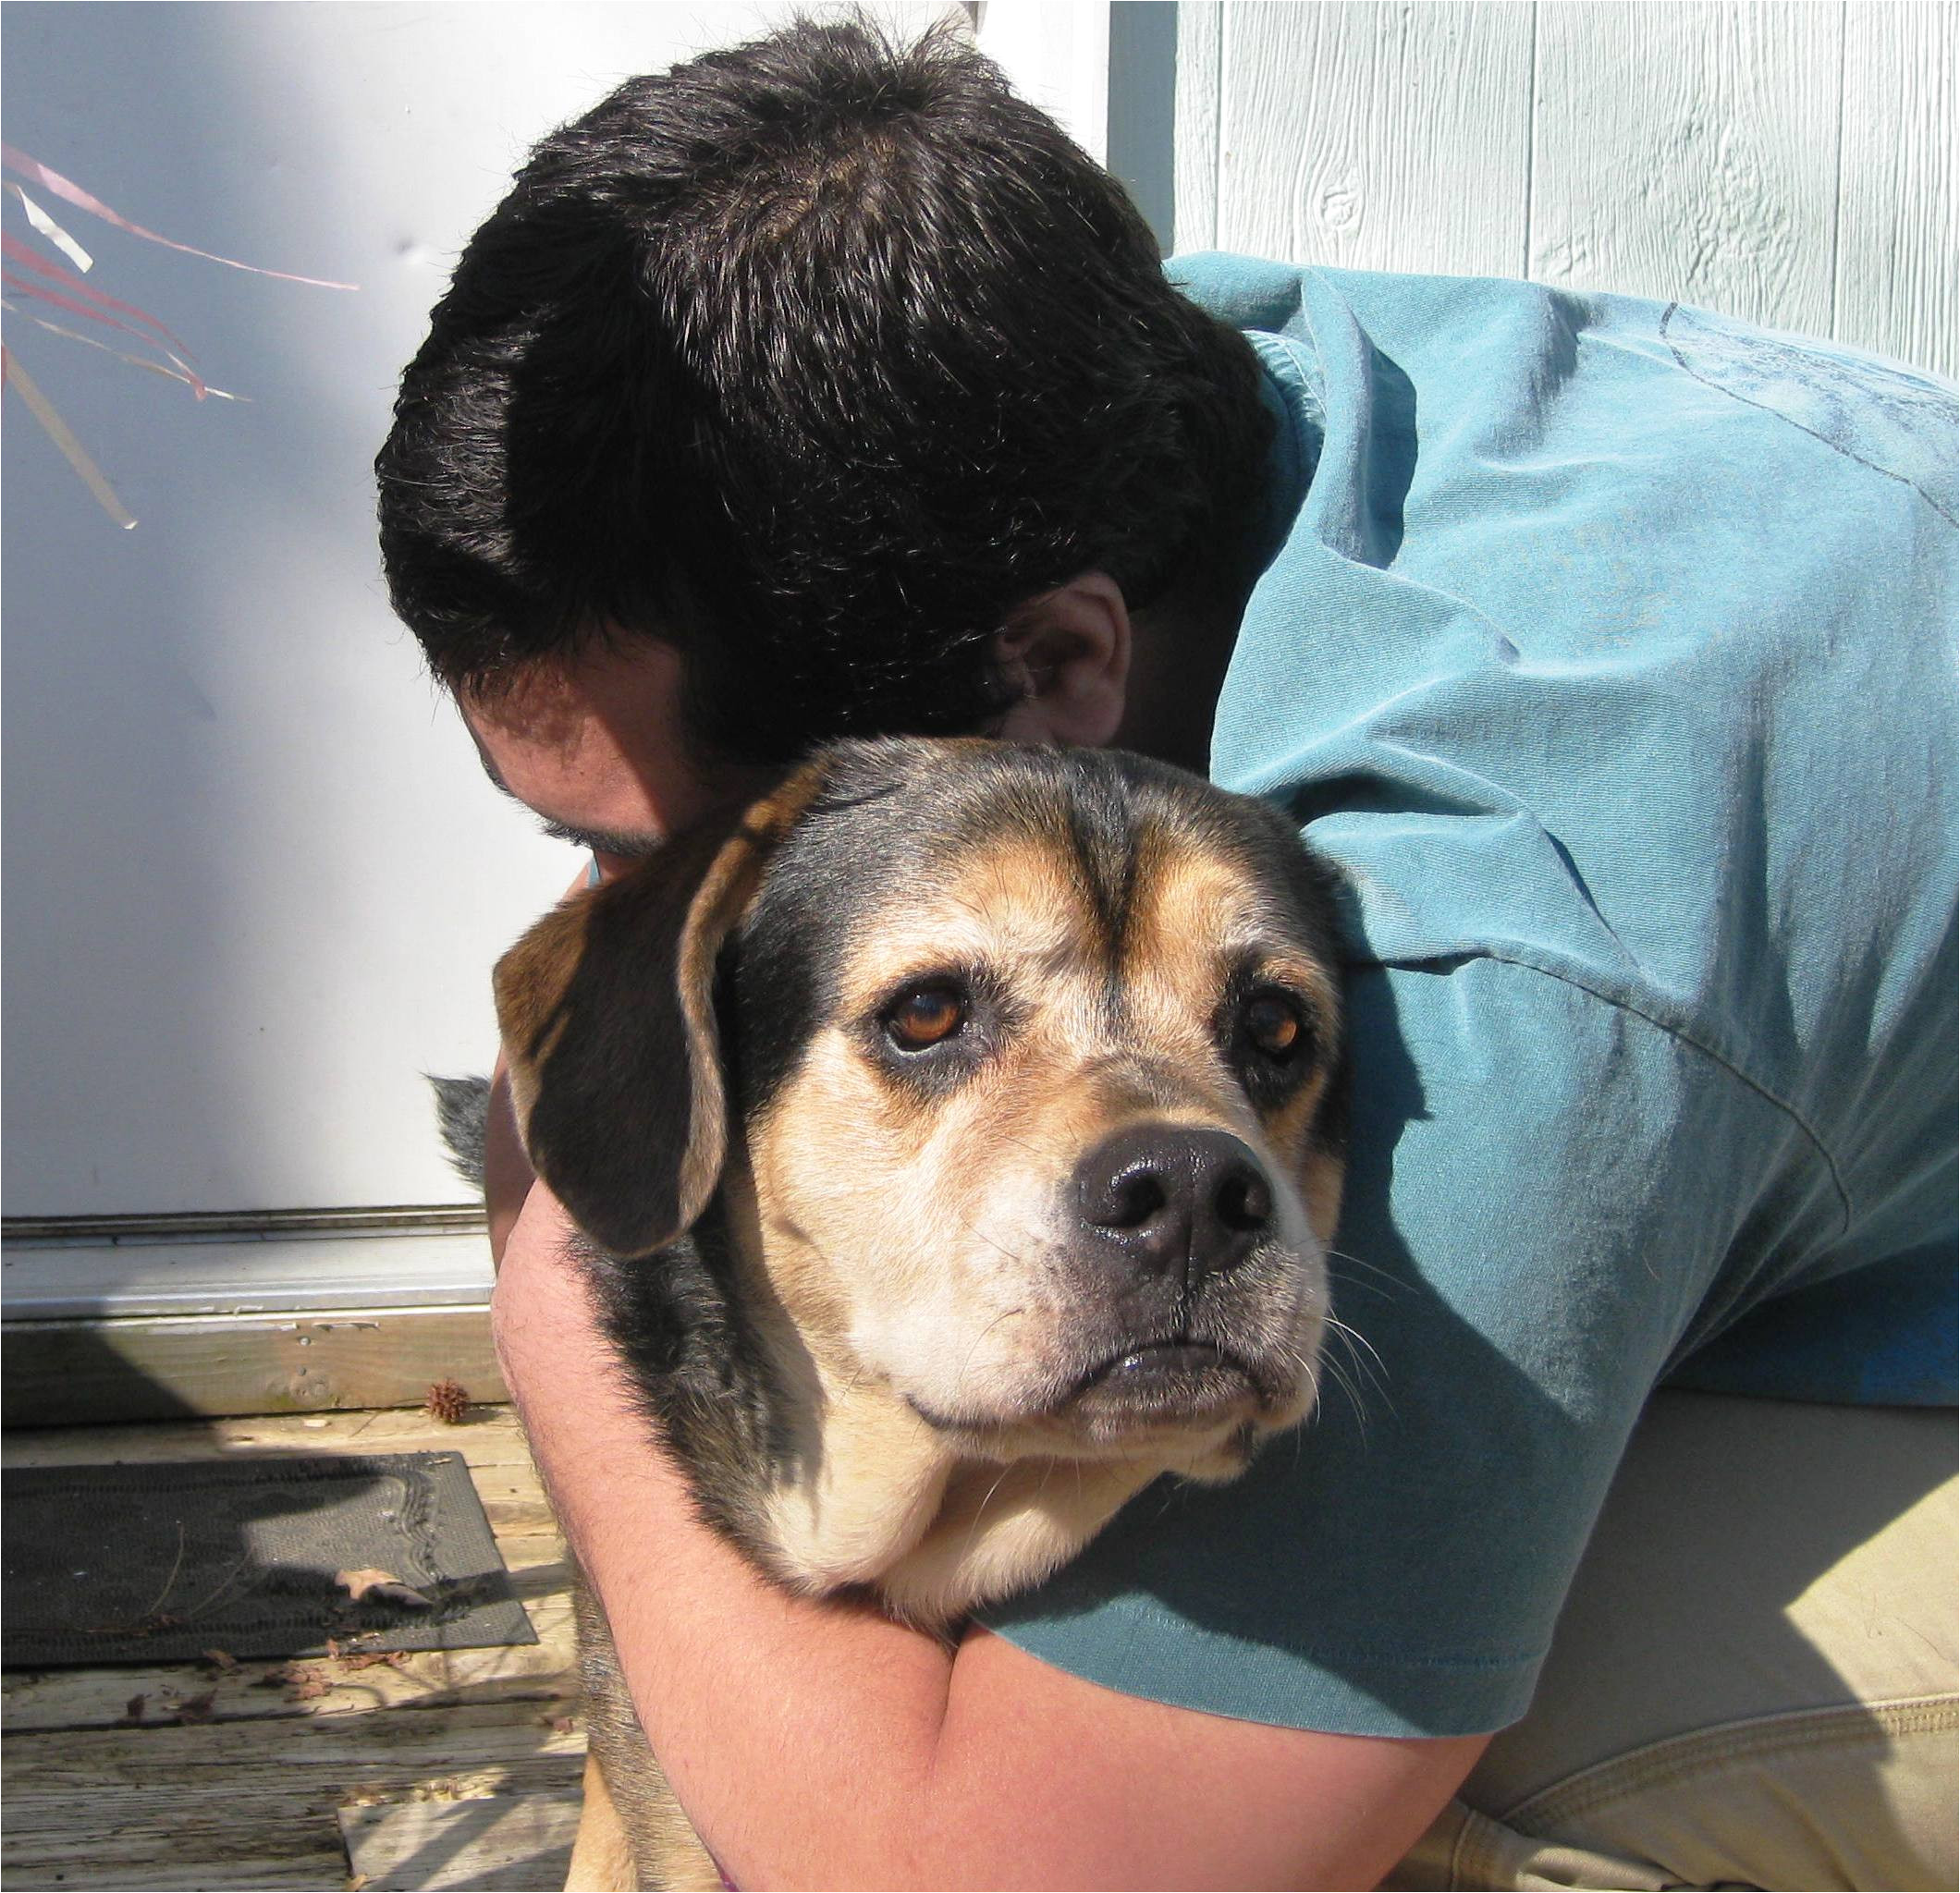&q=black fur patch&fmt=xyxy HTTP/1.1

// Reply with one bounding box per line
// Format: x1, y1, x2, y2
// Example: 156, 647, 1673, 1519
428, 1072, 492, 1190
